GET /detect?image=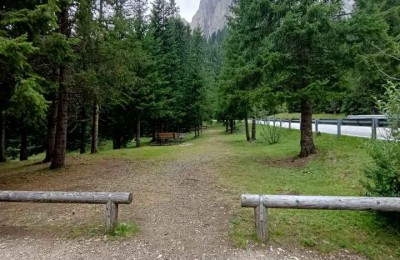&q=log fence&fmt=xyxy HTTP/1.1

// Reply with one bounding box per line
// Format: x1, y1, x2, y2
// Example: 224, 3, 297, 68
0, 191, 133, 233
241, 194, 400, 243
